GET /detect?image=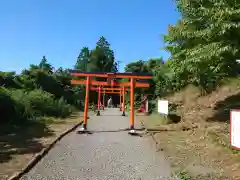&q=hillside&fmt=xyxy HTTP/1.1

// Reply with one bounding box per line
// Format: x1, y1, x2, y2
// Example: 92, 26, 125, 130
143, 78, 240, 180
